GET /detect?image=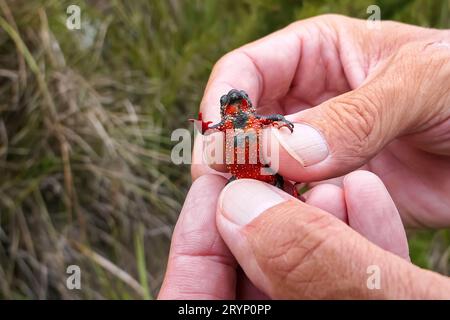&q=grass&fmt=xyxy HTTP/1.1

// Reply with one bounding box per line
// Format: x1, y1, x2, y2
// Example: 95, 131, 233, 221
0, 0, 448, 299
